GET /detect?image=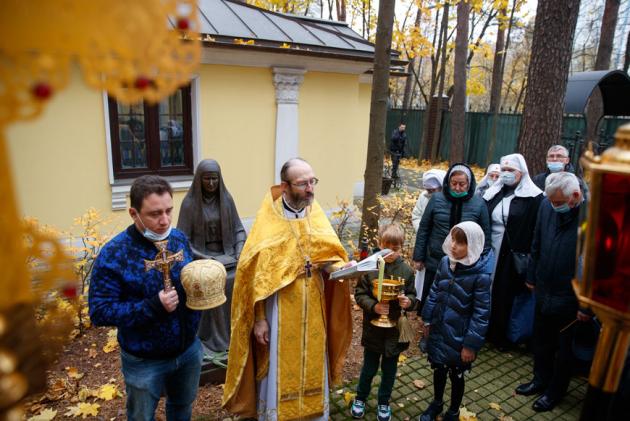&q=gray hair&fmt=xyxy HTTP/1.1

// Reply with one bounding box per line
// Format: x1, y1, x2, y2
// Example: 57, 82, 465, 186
545, 172, 580, 197
547, 144, 569, 157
